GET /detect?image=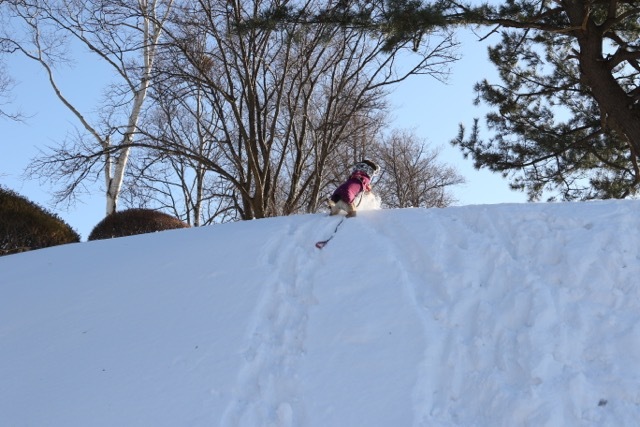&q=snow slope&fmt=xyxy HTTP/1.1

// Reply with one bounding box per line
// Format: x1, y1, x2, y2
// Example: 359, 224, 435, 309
2, 200, 640, 426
